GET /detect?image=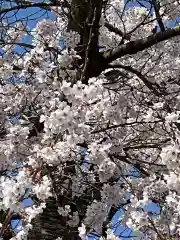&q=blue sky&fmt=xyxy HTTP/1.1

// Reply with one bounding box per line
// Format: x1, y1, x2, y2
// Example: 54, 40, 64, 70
2, 0, 56, 54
